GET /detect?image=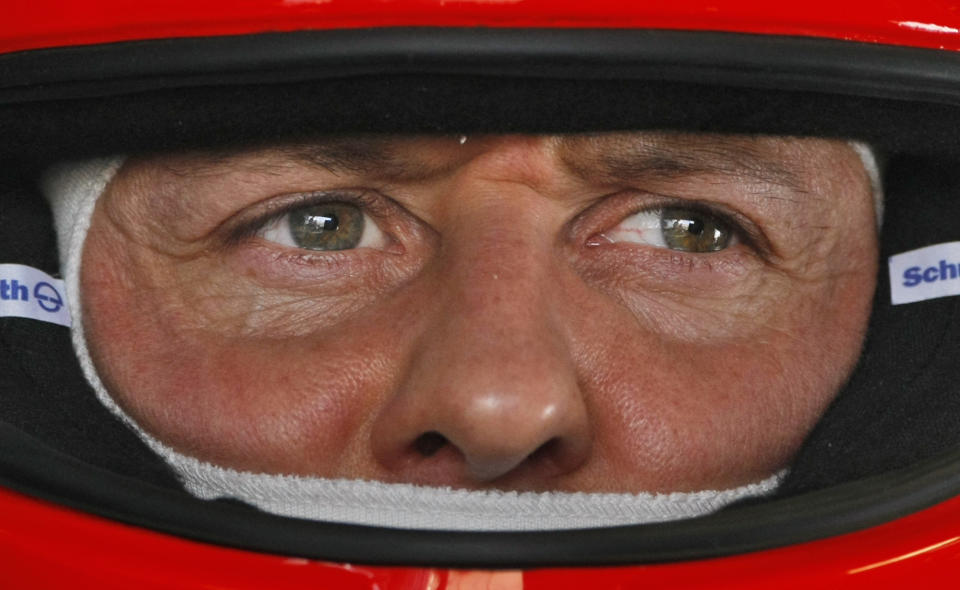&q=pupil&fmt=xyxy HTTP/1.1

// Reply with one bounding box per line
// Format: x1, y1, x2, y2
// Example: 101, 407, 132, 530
308, 214, 338, 232
288, 202, 364, 251
660, 207, 730, 252
685, 219, 704, 236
